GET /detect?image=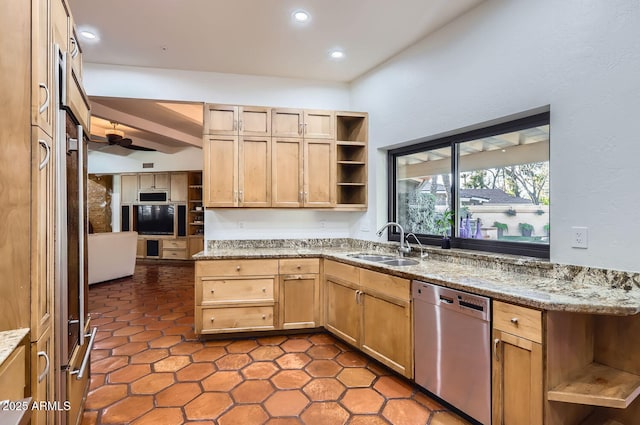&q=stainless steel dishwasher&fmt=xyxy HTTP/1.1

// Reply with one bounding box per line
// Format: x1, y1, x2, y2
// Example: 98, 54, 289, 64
413, 280, 491, 425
